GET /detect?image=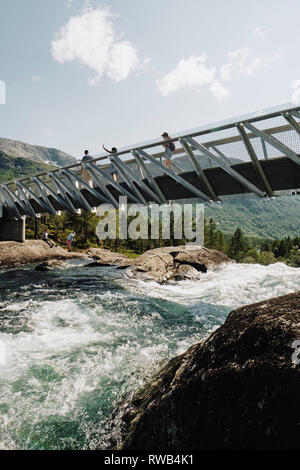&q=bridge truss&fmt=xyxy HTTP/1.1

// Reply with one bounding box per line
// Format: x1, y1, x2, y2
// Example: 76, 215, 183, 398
0, 102, 300, 220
